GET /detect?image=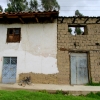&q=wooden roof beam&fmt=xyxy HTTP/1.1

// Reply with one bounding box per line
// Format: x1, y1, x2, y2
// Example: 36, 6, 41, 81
35, 17, 39, 23
18, 16, 24, 24
50, 17, 54, 23
3, 16, 9, 23
96, 18, 100, 23
0, 15, 3, 18
61, 17, 64, 23
72, 17, 76, 23
84, 17, 89, 23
